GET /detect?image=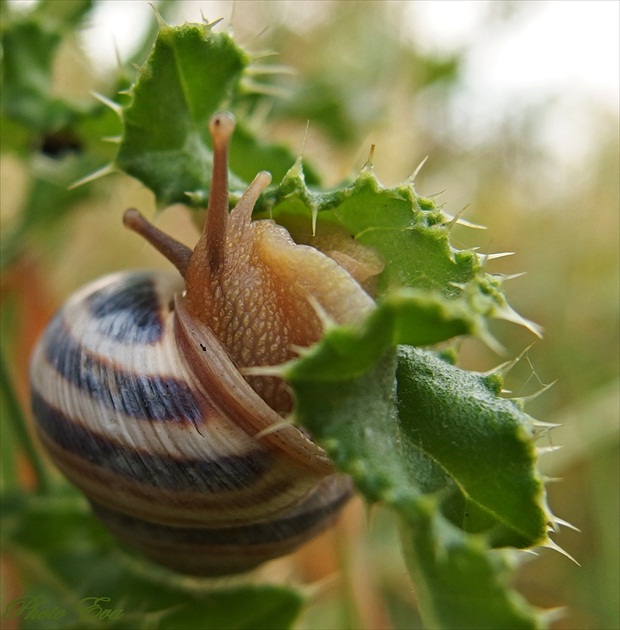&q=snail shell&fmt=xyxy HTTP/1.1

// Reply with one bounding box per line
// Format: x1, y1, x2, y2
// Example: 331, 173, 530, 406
29, 113, 380, 576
